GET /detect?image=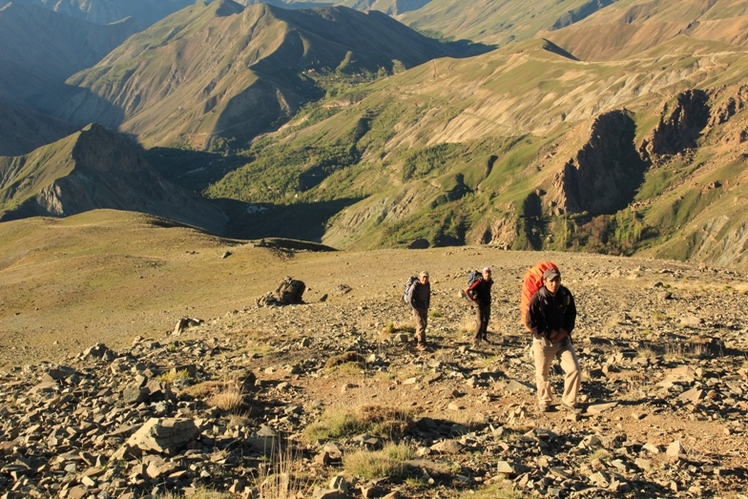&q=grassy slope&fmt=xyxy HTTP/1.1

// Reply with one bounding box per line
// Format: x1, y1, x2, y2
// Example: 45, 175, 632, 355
396, 0, 608, 45
0, 210, 283, 362
544, 0, 748, 61
206, 34, 748, 257
0, 132, 80, 212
